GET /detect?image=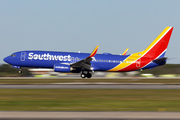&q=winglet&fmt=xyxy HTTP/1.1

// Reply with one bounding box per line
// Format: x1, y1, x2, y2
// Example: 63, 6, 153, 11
122, 48, 129, 55
89, 45, 99, 58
